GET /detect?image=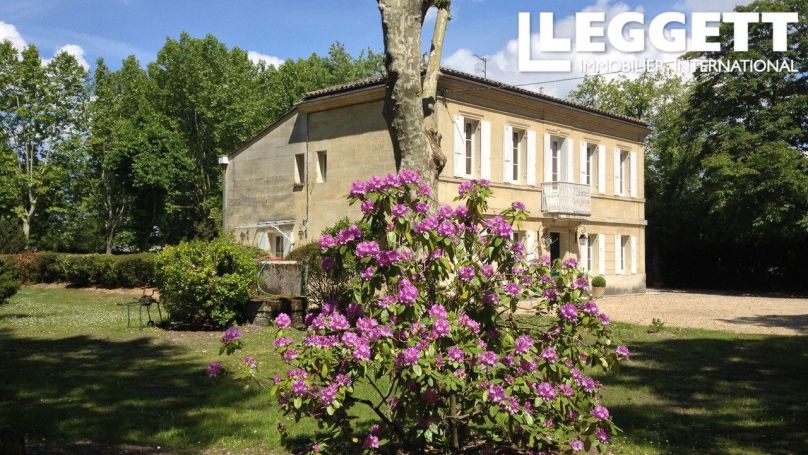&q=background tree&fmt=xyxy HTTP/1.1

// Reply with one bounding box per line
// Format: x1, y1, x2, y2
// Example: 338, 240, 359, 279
377, 0, 451, 190
0, 43, 89, 247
